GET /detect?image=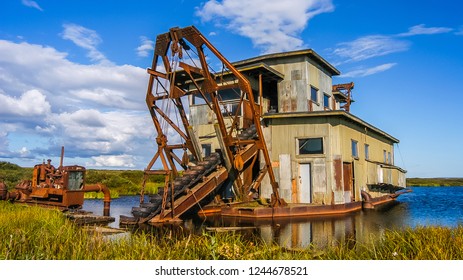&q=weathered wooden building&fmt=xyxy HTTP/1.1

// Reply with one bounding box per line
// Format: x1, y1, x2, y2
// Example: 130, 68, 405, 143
188, 49, 406, 206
